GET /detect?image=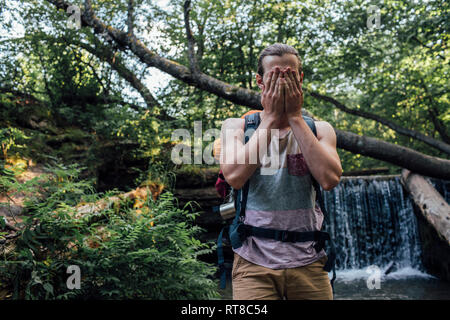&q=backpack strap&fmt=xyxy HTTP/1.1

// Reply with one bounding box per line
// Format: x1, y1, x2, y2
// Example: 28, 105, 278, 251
217, 112, 261, 288
238, 226, 330, 243
302, 117, 337, 291
228, 112, 260, 249
303, 116, 317, 136
216, 225, 228, 288
238, 112, 261, 222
